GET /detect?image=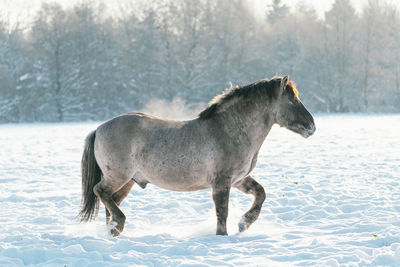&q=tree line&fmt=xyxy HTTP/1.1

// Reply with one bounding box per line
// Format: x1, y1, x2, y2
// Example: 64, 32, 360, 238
0, 0, 399, 122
